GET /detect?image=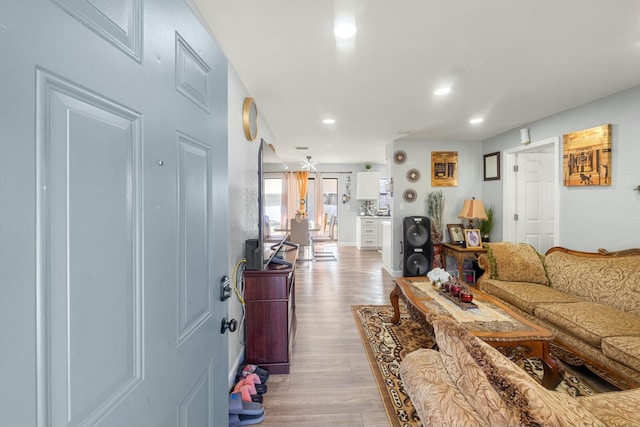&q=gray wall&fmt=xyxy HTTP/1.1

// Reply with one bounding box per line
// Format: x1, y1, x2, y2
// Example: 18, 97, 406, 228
386, 140, 483, 276
481, 84, 640, 252
226, 65, 278, 384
